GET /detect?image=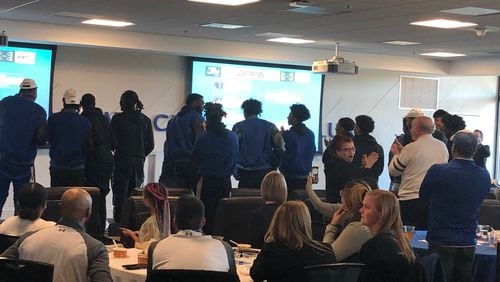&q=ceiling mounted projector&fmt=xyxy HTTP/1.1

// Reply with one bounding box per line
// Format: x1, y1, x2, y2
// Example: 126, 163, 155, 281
312, 43, 358, 74
0, 31, 7, 46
